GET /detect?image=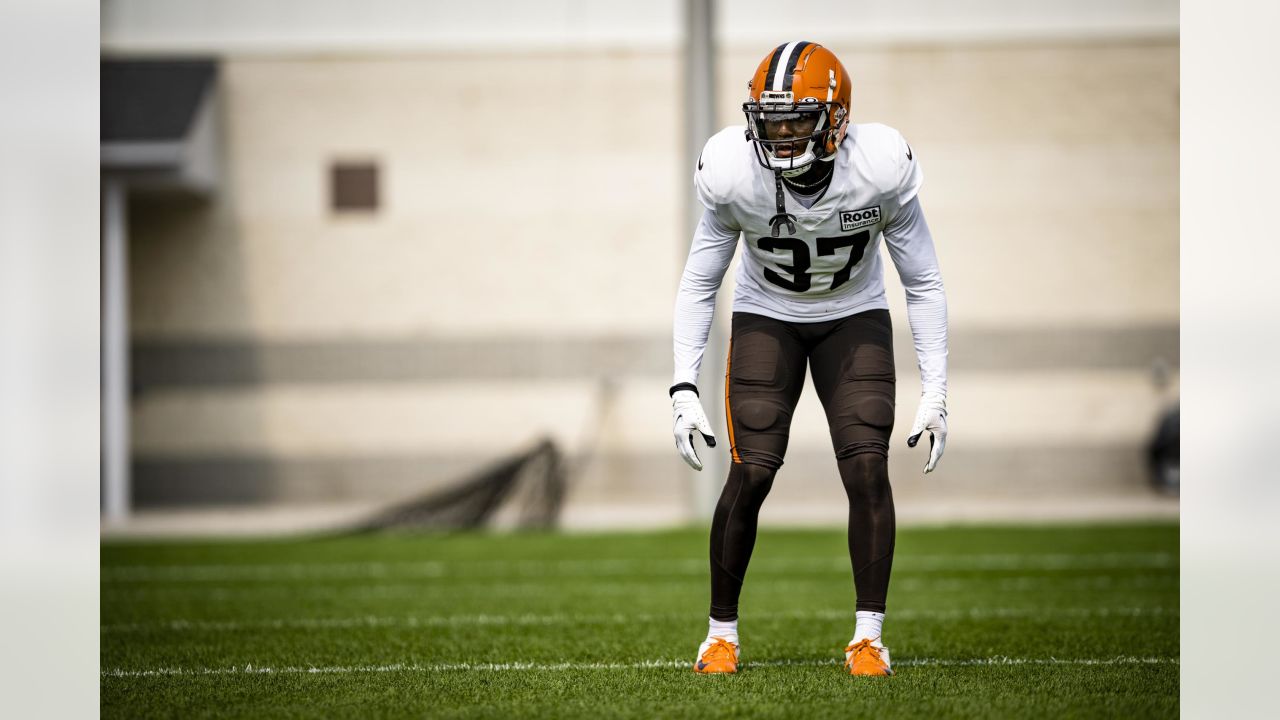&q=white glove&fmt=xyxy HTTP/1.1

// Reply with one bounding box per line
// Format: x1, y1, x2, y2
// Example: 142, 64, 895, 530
671, 388, 717, 471
907, 391, 948, 473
